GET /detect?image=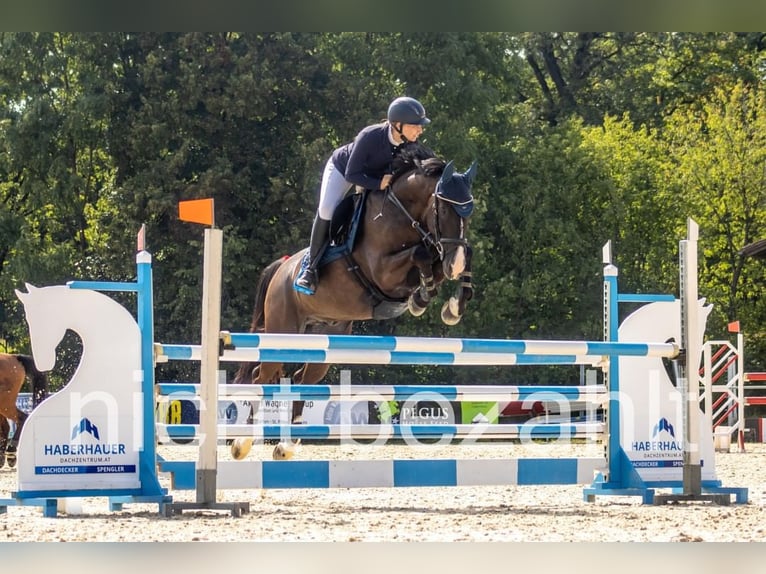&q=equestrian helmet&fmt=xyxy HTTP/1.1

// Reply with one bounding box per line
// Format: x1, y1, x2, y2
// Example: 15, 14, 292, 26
387, 97, 431, 125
